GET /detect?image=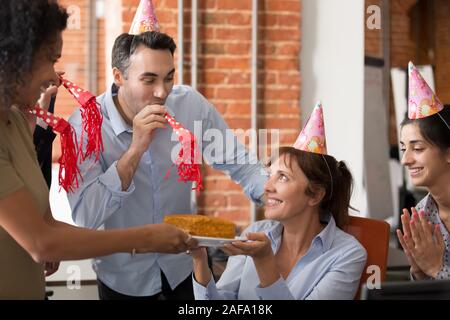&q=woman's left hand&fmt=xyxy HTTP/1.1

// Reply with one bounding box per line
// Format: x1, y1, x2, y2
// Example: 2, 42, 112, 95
403, 207, 445, 278
222, 232, 281, 288
221, 232, 272, 261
